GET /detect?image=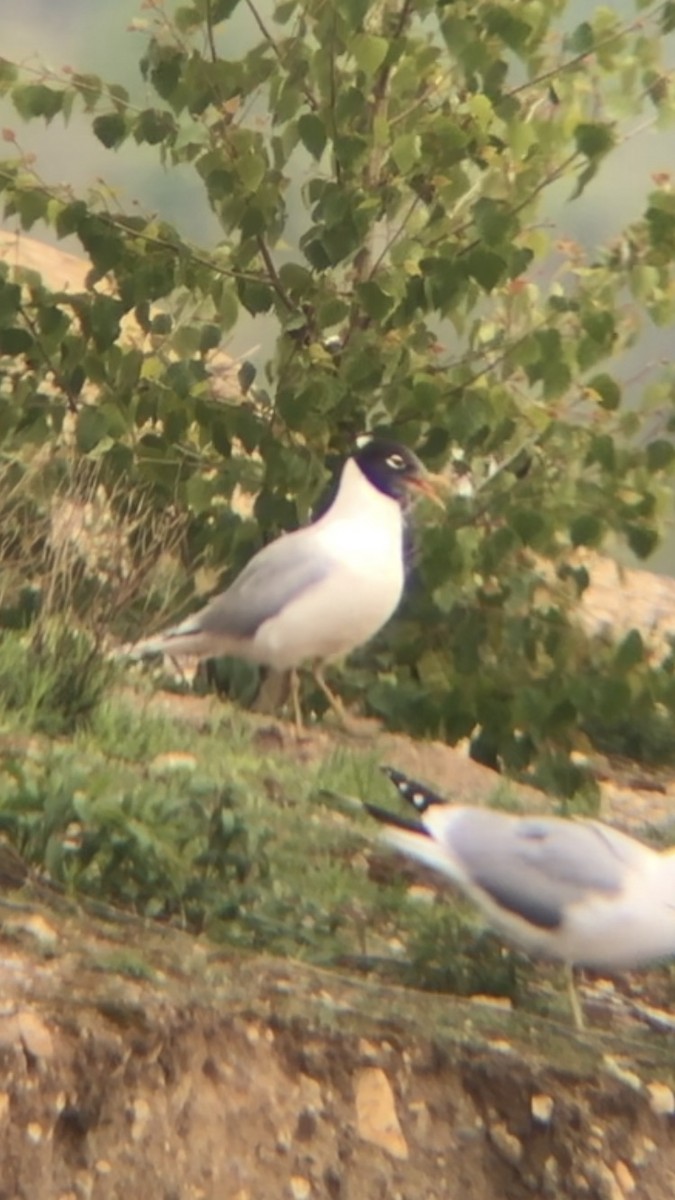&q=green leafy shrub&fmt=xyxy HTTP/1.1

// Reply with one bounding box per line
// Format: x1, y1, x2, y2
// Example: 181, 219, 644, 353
1, 1, 675, 784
